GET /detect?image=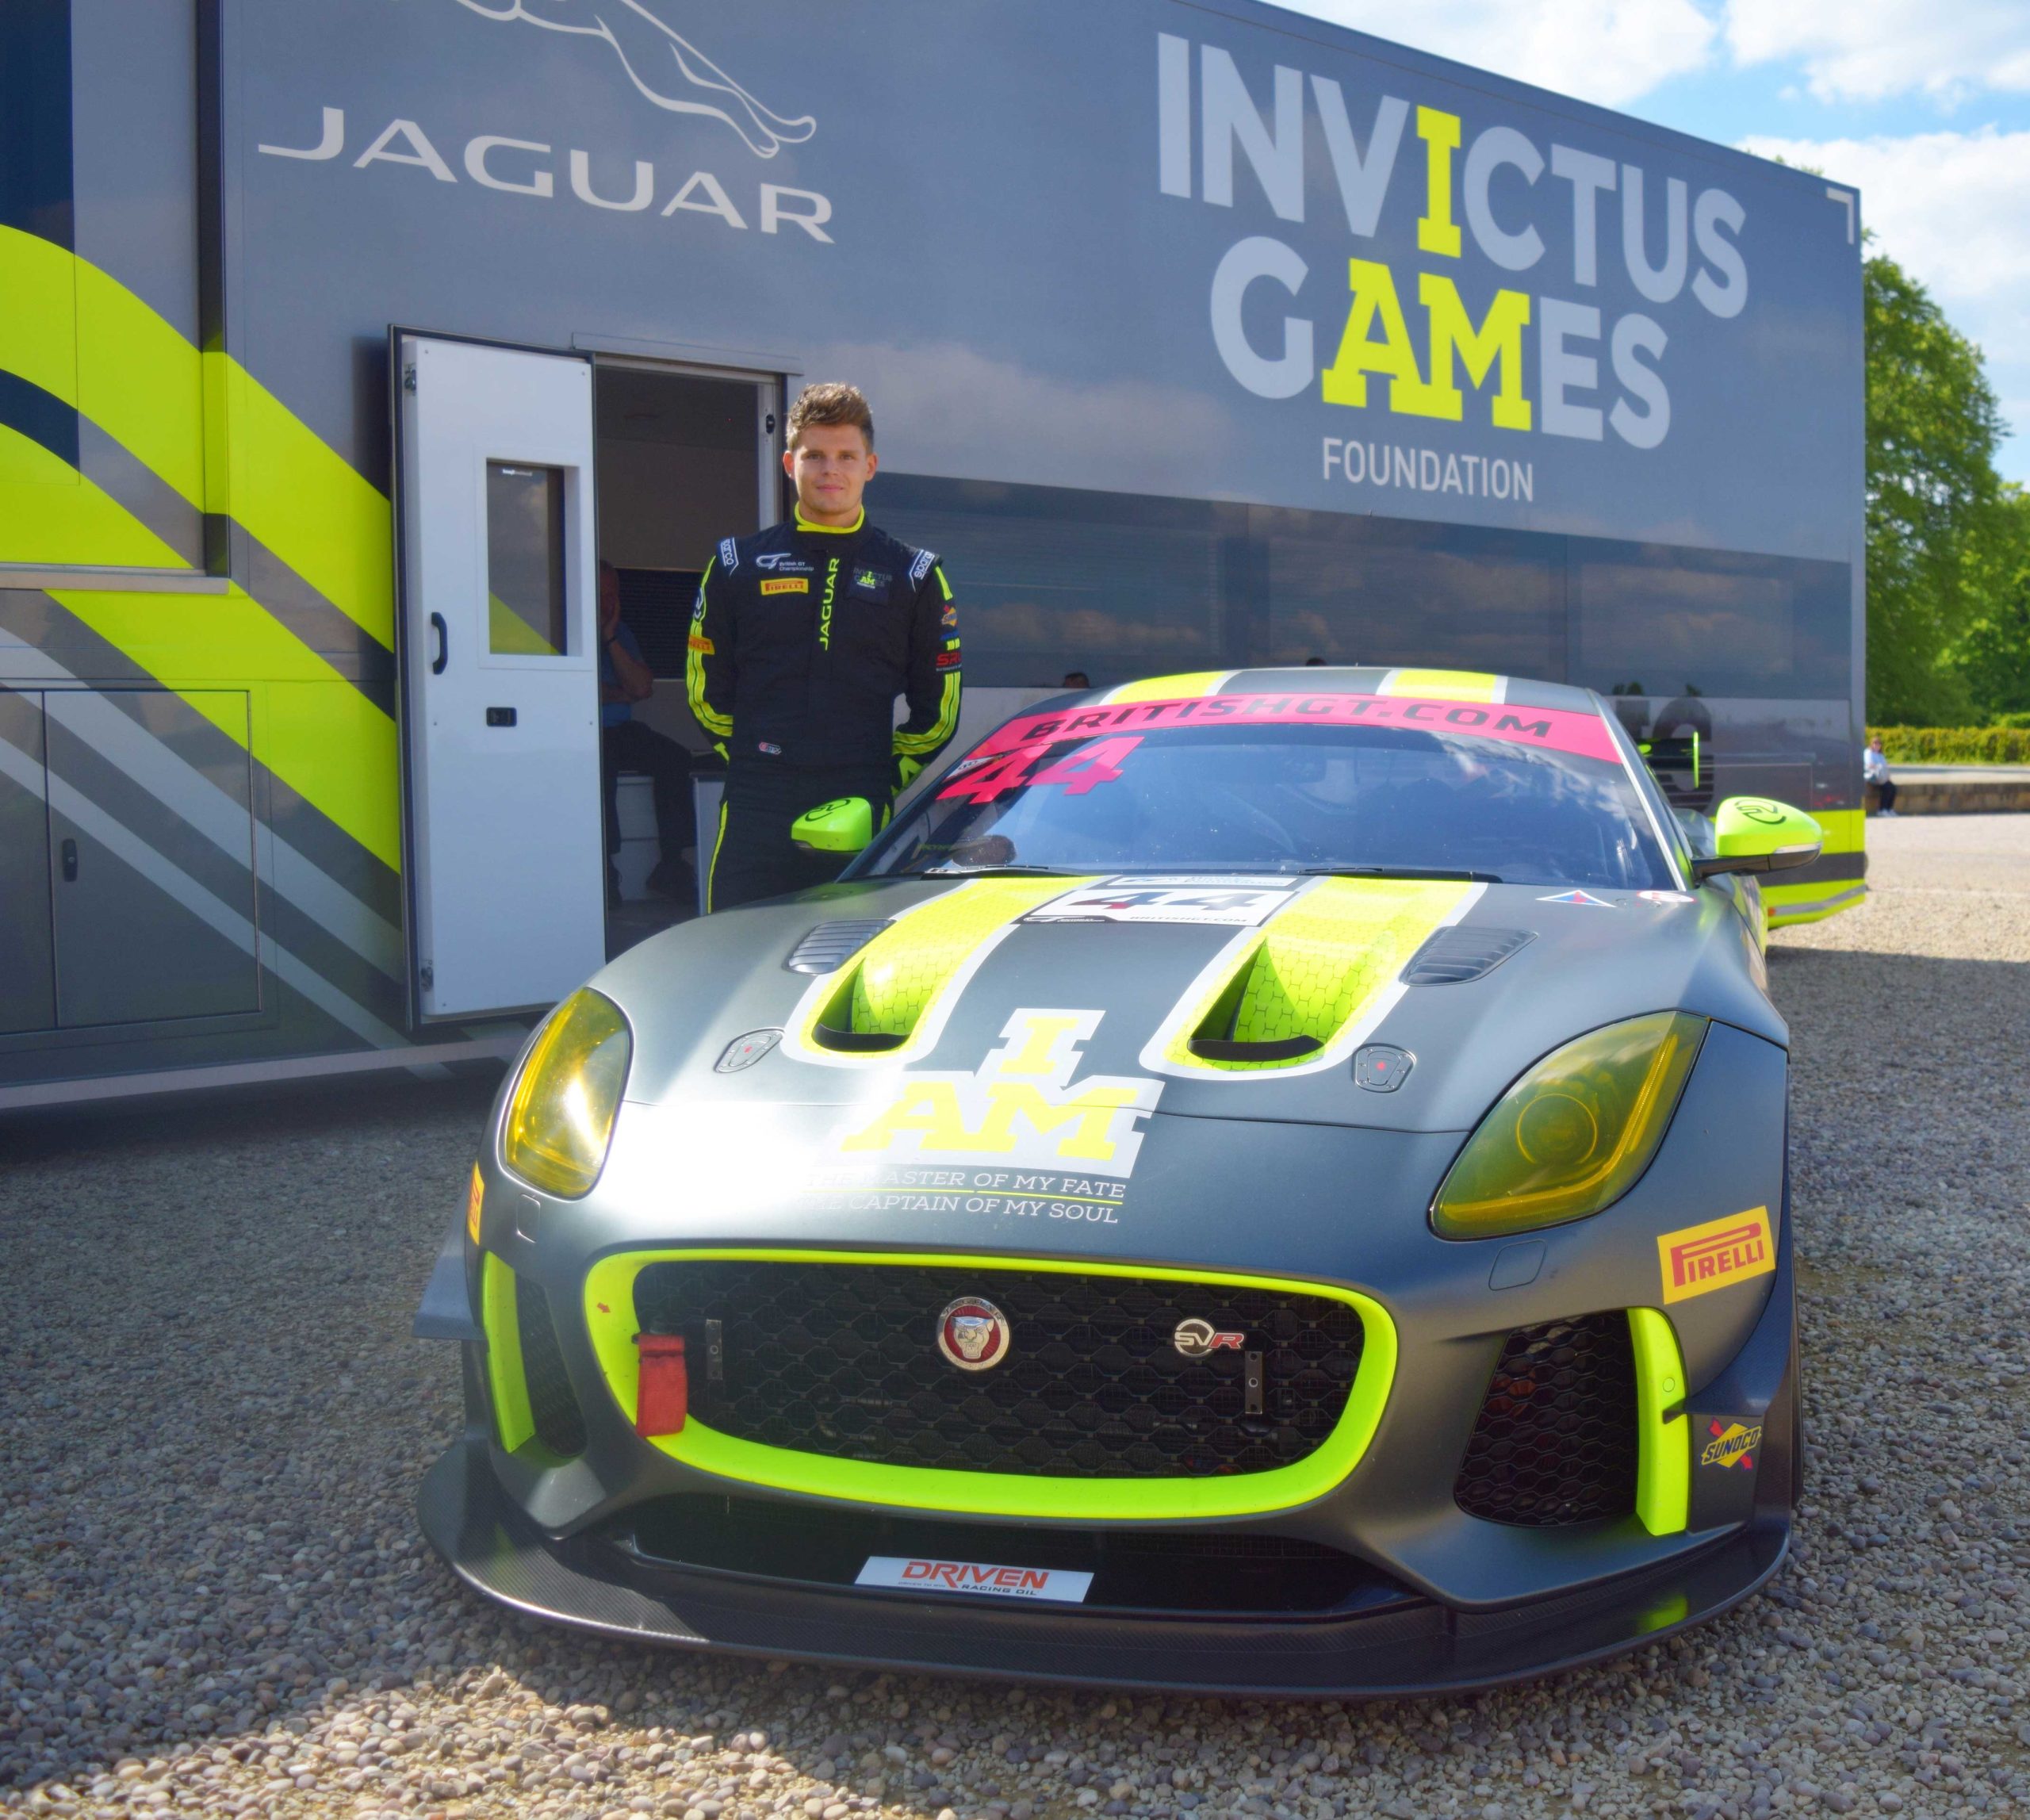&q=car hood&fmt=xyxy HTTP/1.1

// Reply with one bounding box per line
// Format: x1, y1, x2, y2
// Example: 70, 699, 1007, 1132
596, 872, 1782, 1140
